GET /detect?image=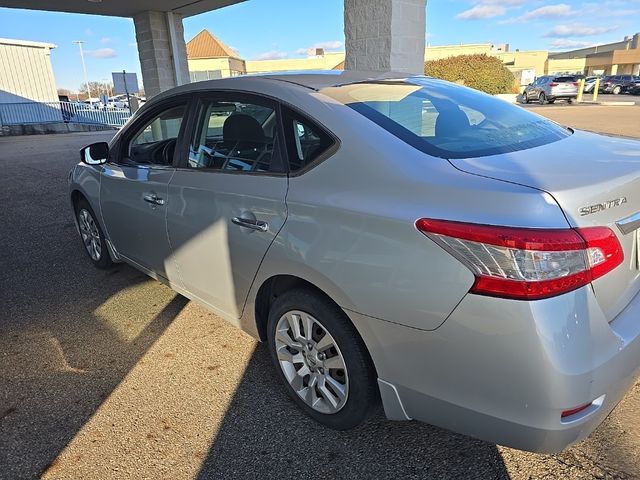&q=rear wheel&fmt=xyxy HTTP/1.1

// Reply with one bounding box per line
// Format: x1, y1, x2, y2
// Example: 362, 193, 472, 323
75, 199, 113, 269
538, 92, 547, 105
267, 288, 378, 430
612, 85, 621, 95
